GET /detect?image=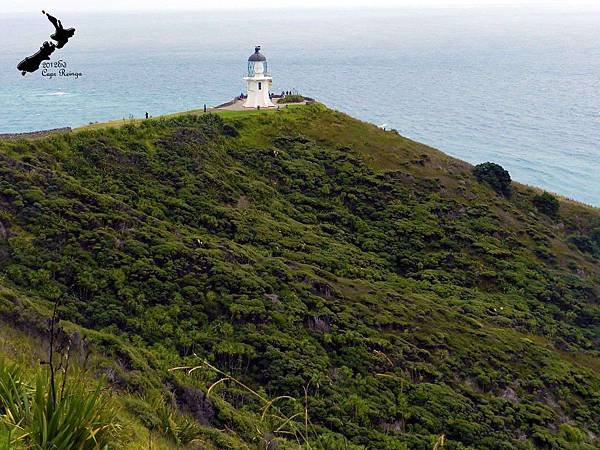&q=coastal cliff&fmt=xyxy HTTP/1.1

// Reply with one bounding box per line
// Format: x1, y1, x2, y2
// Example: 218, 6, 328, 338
0, 104, 598, 449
